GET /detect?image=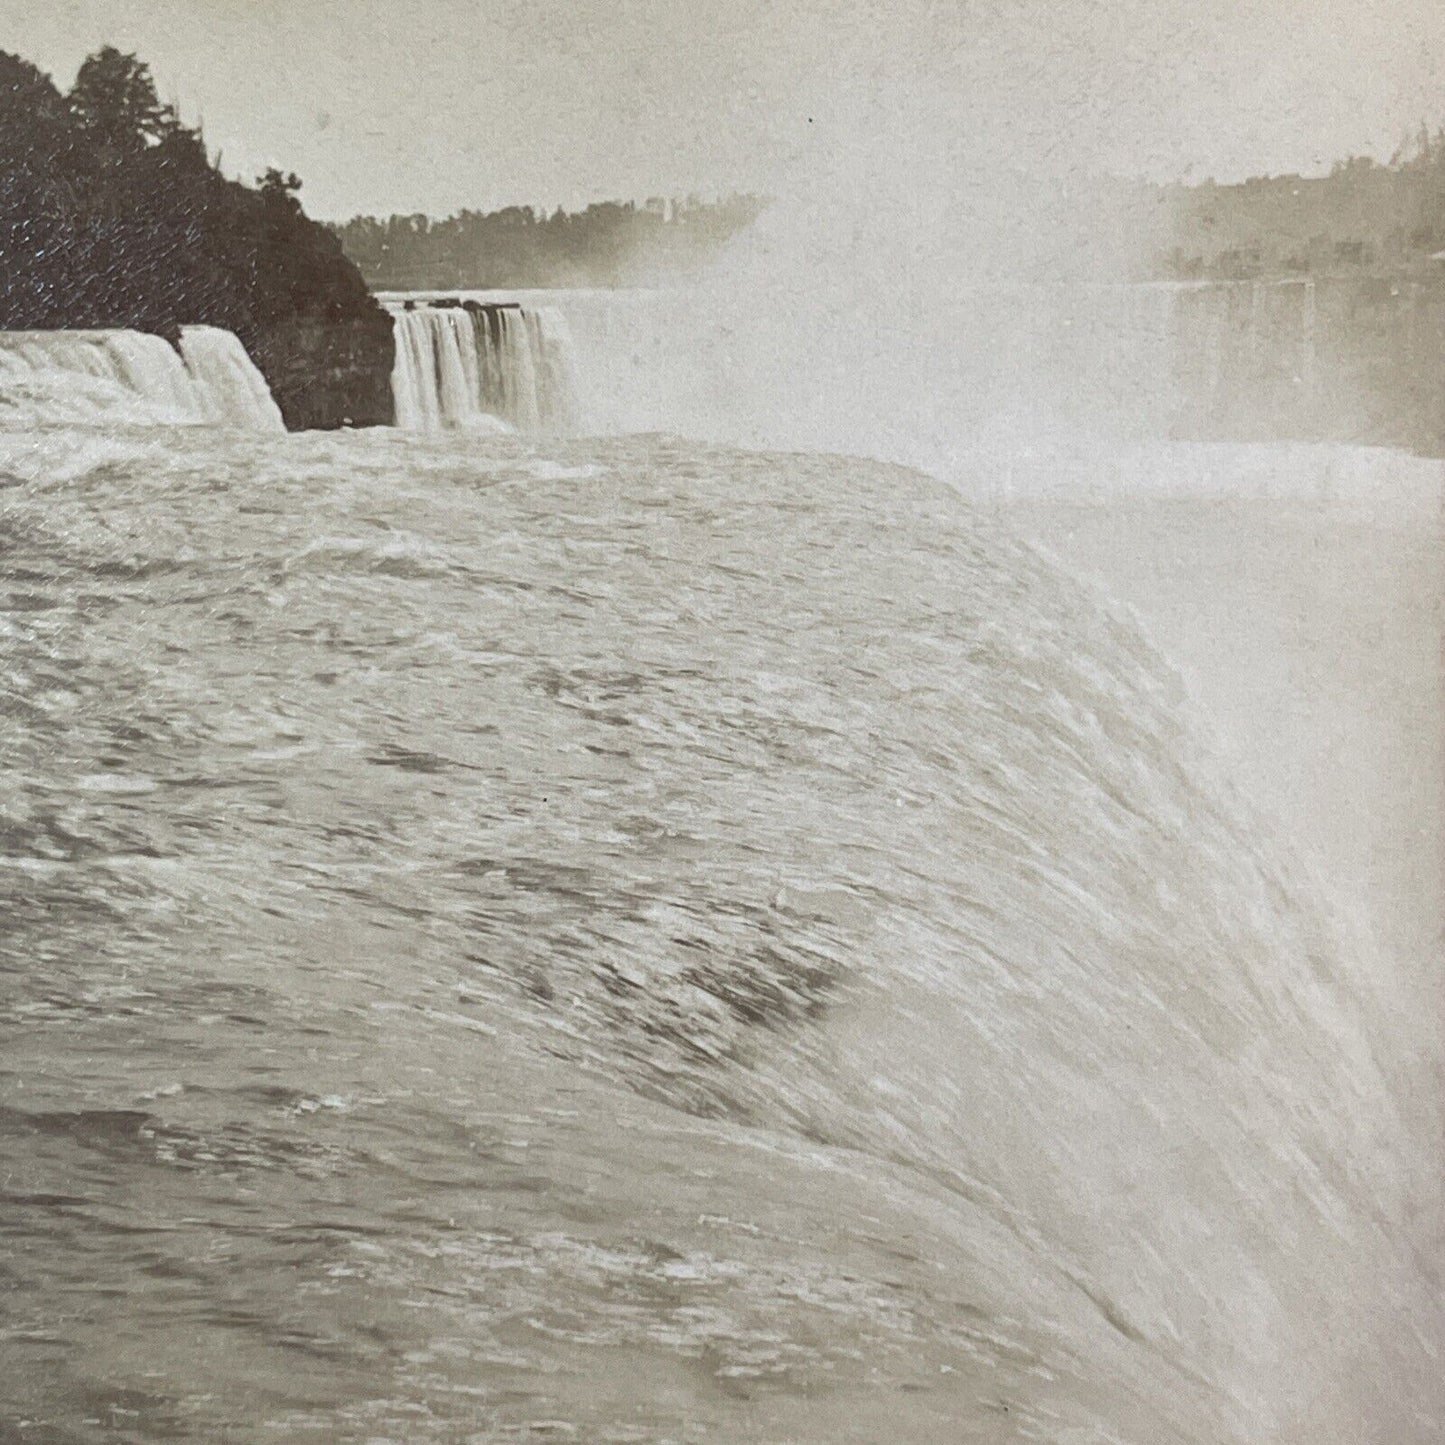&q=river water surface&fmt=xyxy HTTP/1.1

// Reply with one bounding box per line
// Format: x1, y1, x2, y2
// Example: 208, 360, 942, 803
1, 425, 1439, 1442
